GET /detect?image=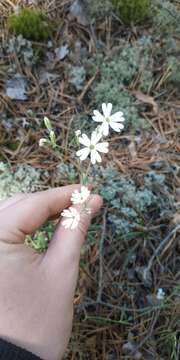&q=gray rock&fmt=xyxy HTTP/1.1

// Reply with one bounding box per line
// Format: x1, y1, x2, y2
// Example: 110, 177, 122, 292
6, 74, 28, 100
